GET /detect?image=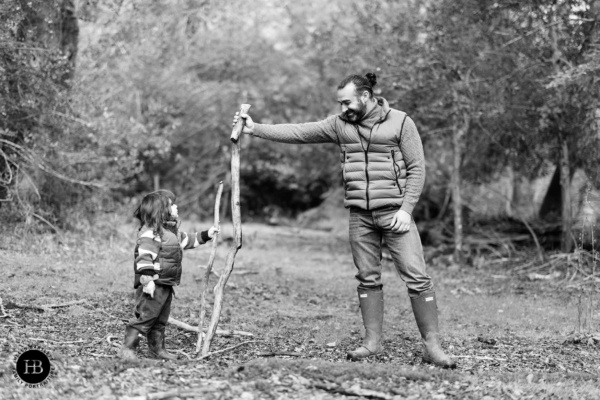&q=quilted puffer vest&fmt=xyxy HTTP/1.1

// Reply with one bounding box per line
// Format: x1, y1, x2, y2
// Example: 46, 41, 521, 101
335, 105, 408, 210
133, 229, 183, 288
